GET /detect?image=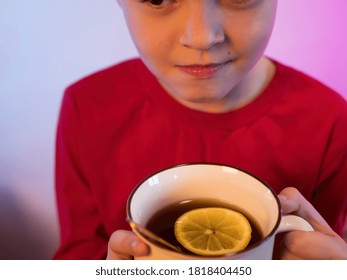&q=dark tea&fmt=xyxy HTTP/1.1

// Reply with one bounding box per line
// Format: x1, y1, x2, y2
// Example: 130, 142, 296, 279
145, 198, 263, 255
